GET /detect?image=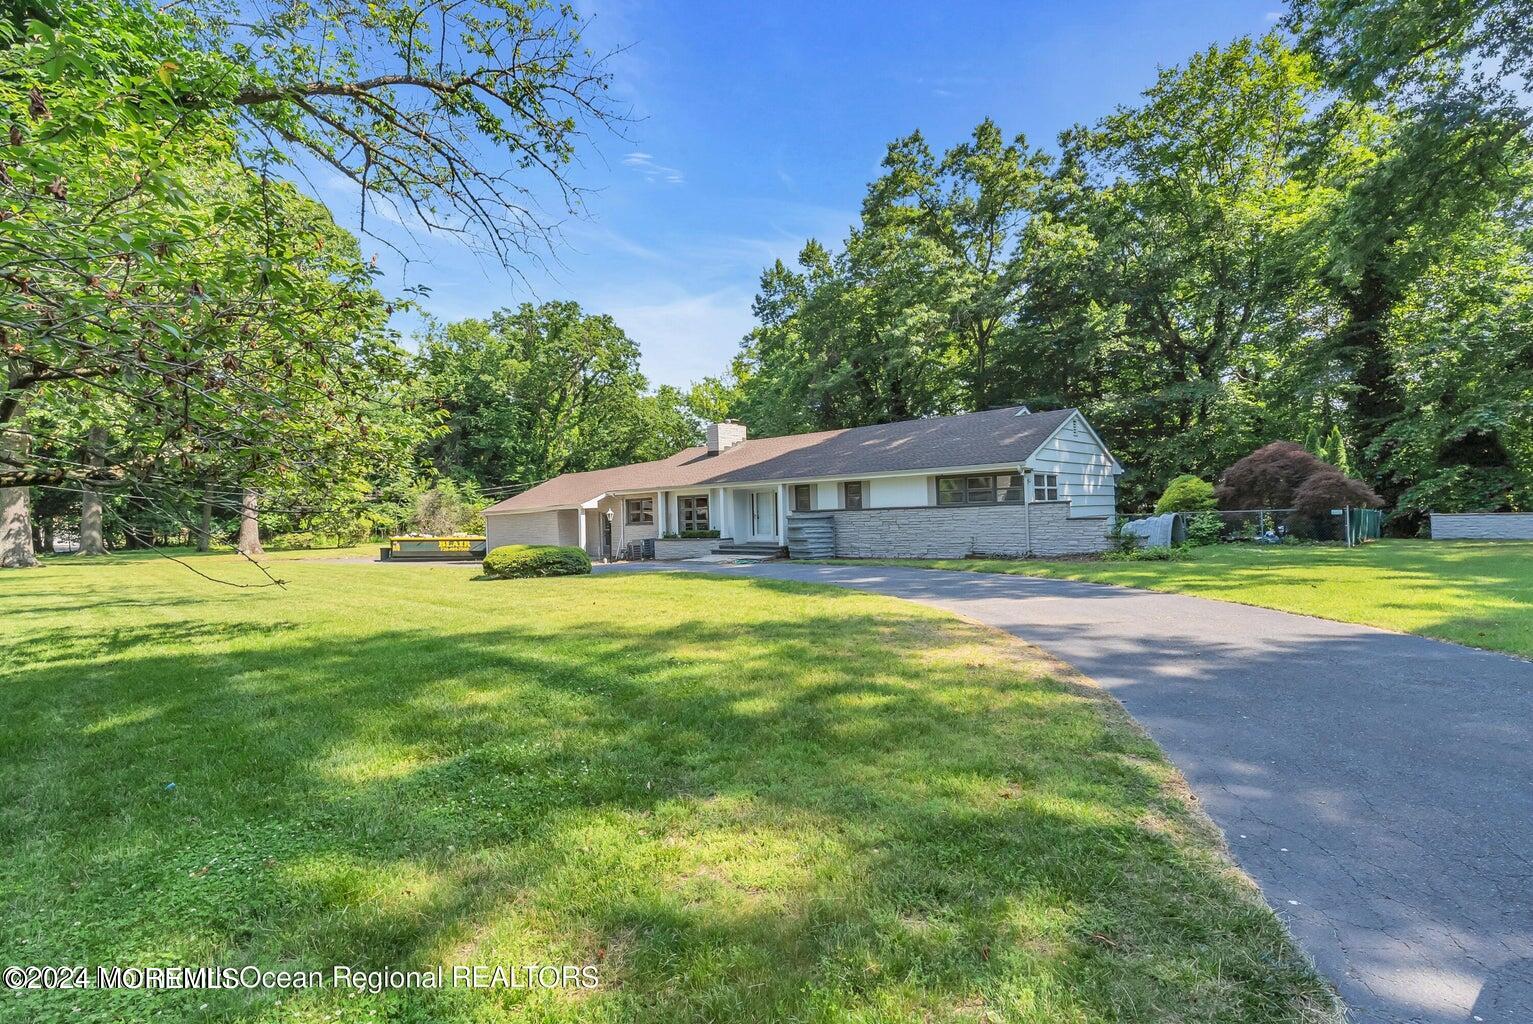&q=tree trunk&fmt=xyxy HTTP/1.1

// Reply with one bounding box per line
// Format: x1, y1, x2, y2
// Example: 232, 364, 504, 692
0, 431, 39, 568
237, 487, 263, 556
197, 487, 212, 552
1341, 272, 1407, 505
77, 425, 108, 555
